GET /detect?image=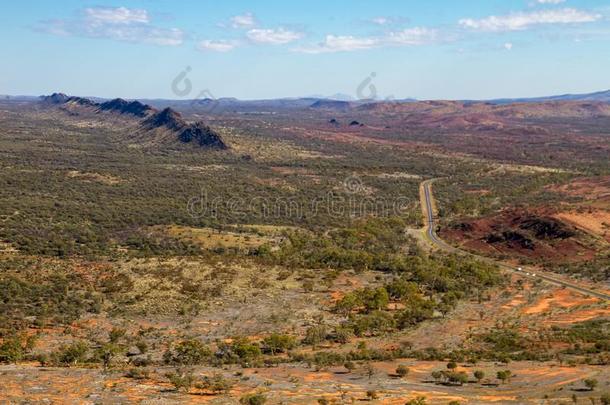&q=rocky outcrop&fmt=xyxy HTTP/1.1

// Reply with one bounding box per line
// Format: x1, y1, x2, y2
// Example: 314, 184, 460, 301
142, 108, 227, 150
99, 98, 156, 117
40, 93, 228, 150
